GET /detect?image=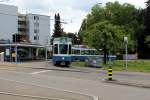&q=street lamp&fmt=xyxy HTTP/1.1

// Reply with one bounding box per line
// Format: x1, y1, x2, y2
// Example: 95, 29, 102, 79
124, 37, 128, 71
